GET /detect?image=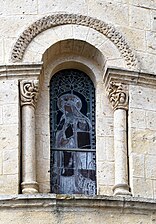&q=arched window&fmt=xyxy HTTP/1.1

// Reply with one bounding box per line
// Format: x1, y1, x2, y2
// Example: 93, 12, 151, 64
50, 69, 96, 195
